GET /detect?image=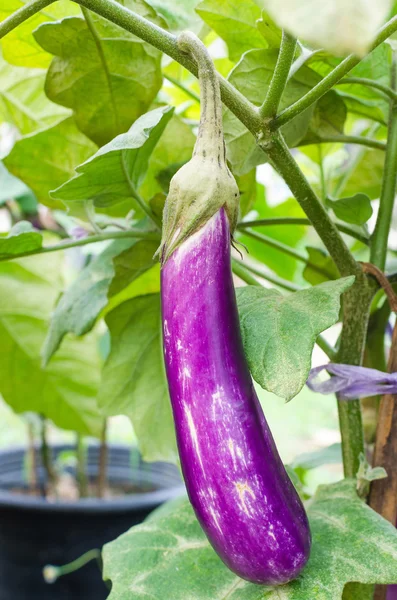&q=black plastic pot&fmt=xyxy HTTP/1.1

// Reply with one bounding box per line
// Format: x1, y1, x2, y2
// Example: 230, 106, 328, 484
0, 444, 184, 599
